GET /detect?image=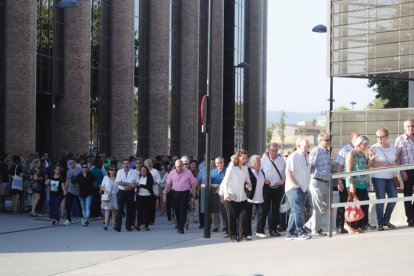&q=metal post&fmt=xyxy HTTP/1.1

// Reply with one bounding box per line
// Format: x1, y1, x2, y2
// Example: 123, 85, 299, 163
203, 0, 213, 238
328, 174, 333, 237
